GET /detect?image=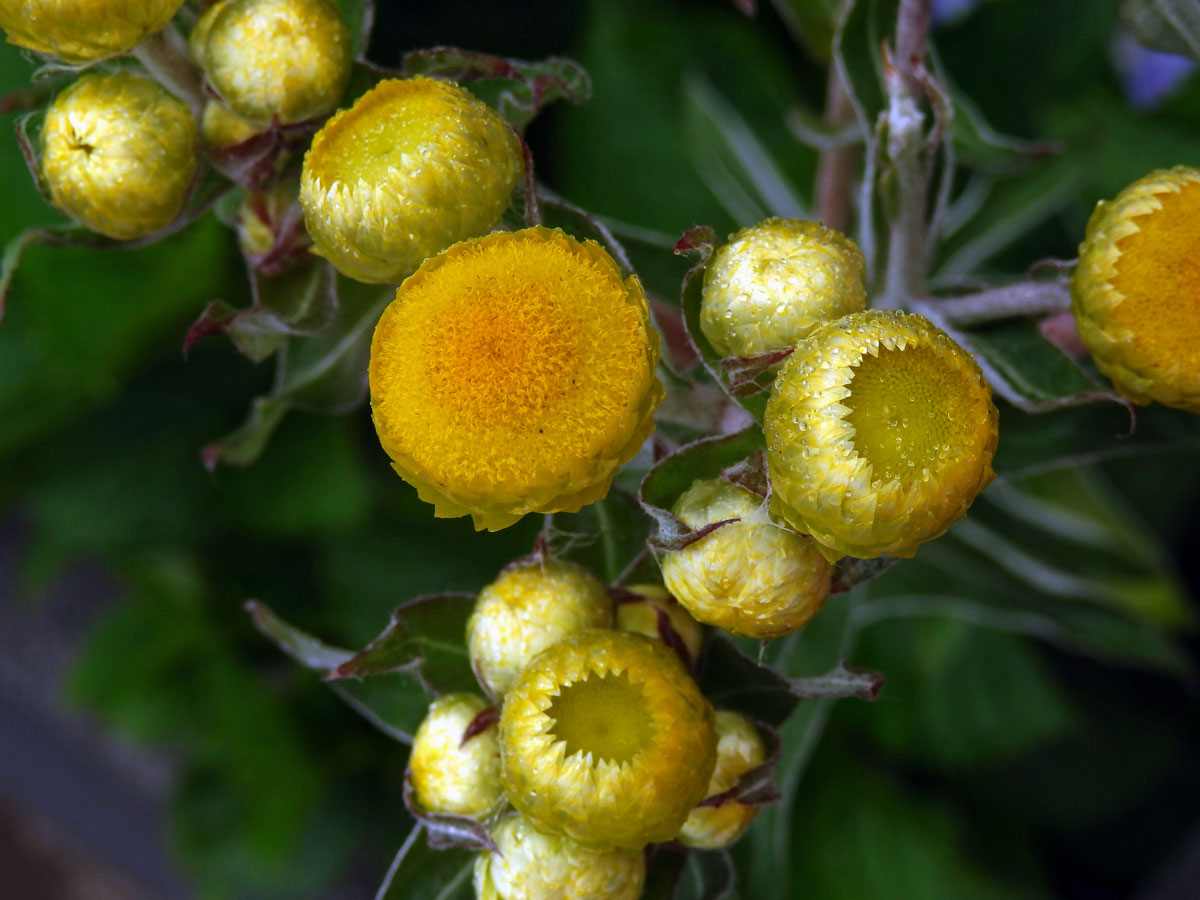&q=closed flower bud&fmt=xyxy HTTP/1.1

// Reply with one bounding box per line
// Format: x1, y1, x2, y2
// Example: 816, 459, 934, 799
409, 693, 503, 819
766, 310, 998, 560
40, 72, 196, 240
677, 710, 766, 849
301, 77, 523, 284
1071, 166, 1200, 413
200, 100, 260, 149
659, 478, 832, 639
700, 218, 867, 358
369, 227, 663, 530
467, 559, 612, 698
474, 814, 645, 900
615, 583, 703, 665
499, 630, 717, 850
0, 0, 184, 63
190, 0, 350, 126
